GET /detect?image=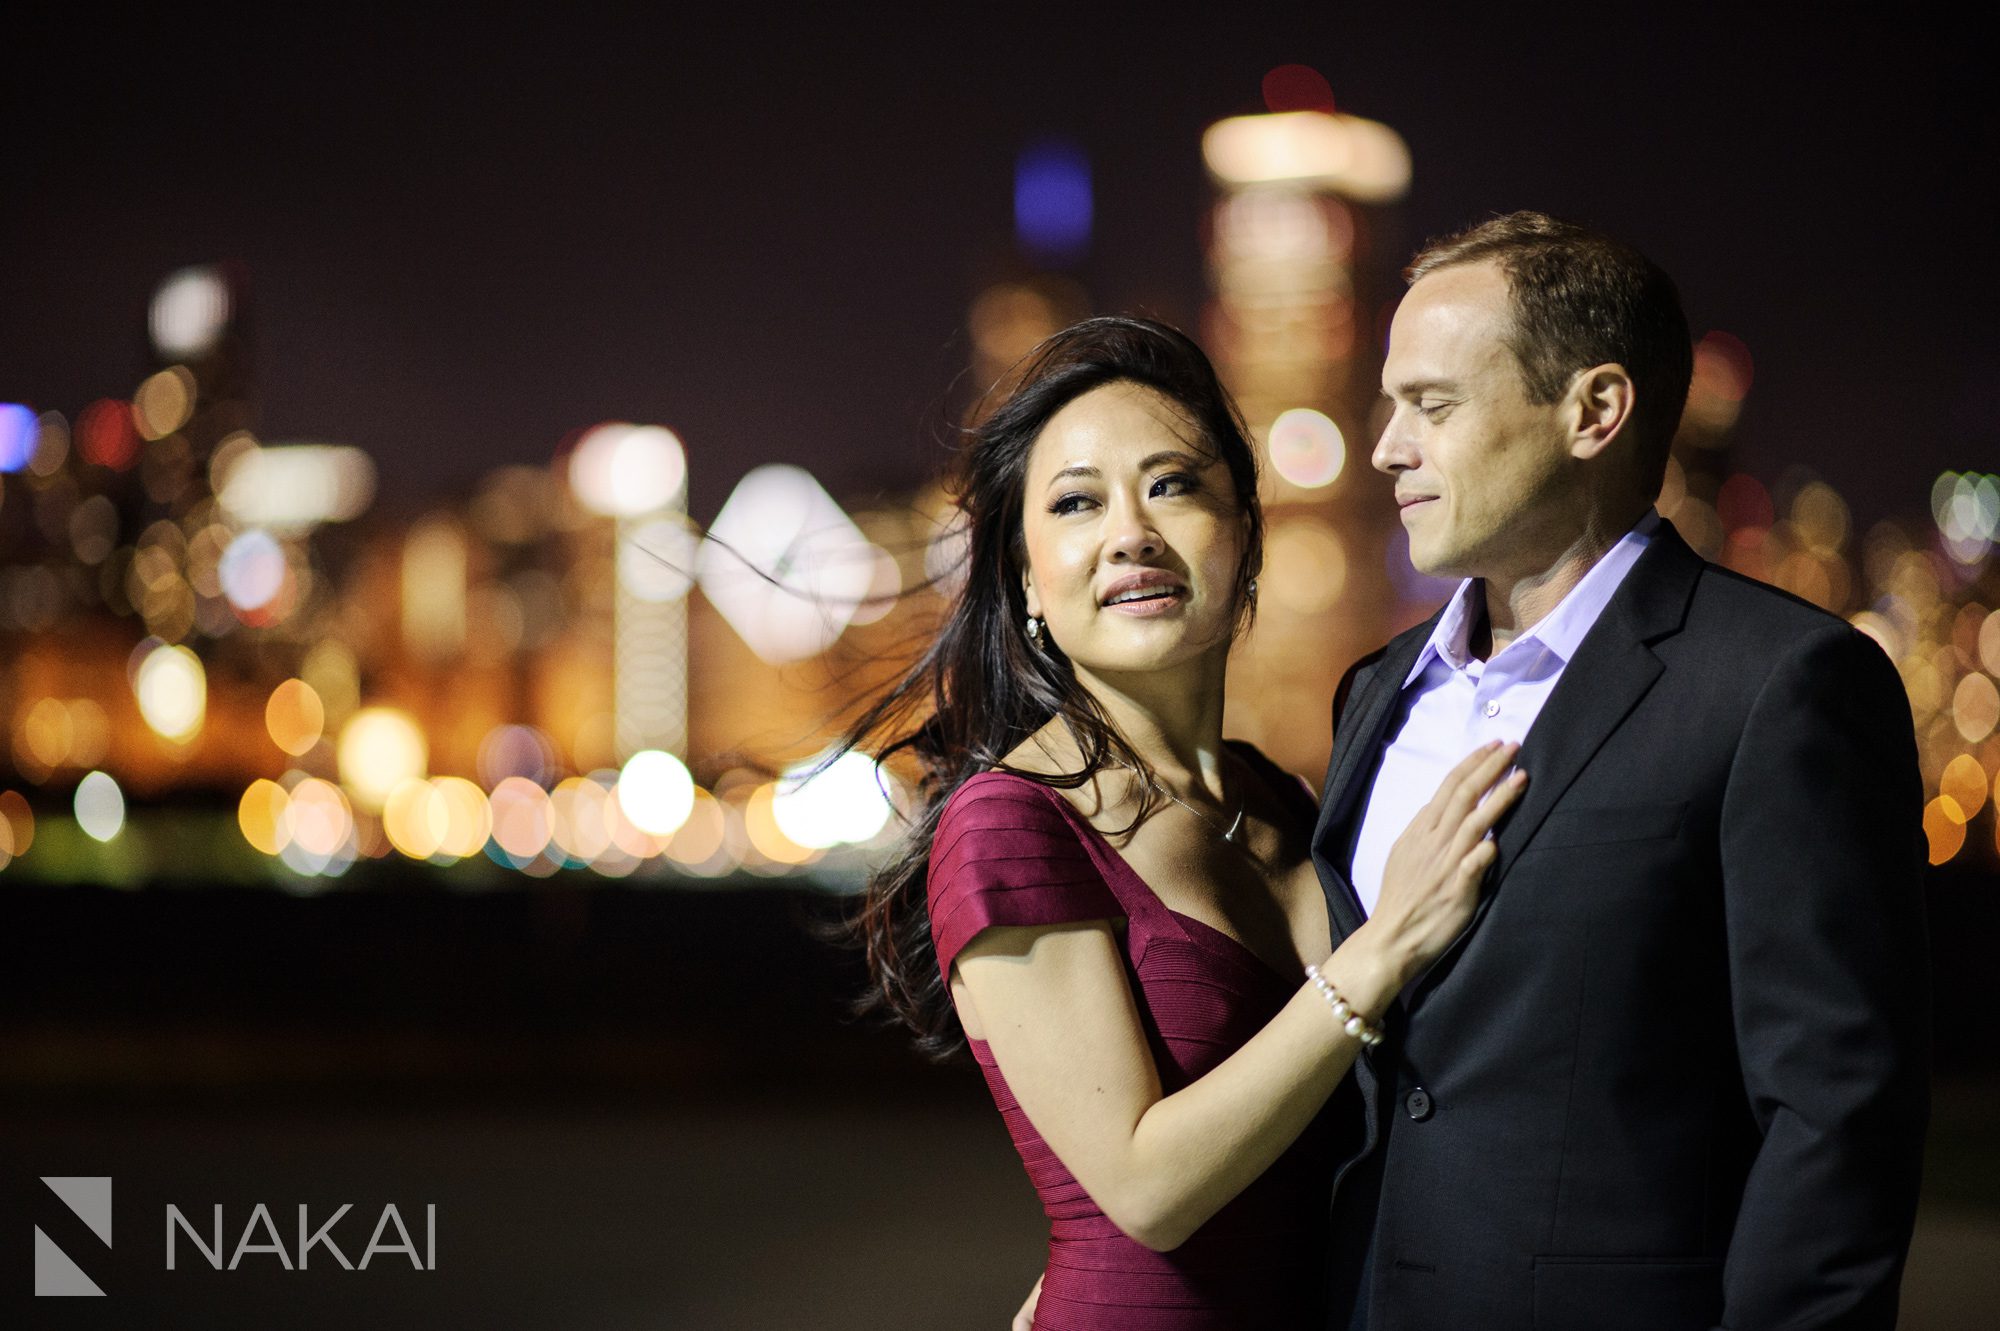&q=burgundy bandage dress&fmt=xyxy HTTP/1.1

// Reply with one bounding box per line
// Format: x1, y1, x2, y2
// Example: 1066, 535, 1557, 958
927, 754, 1340, 1329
